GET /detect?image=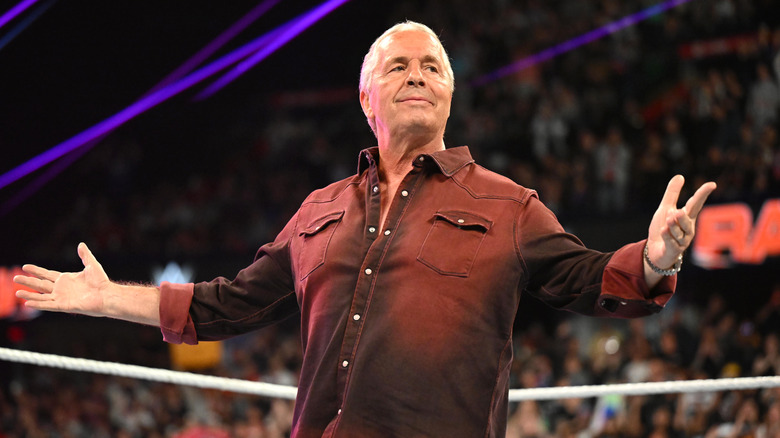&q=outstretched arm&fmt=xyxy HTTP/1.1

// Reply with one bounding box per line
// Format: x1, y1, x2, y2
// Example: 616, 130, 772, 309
14, 242, 161, 326
645, 175, 717, 288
